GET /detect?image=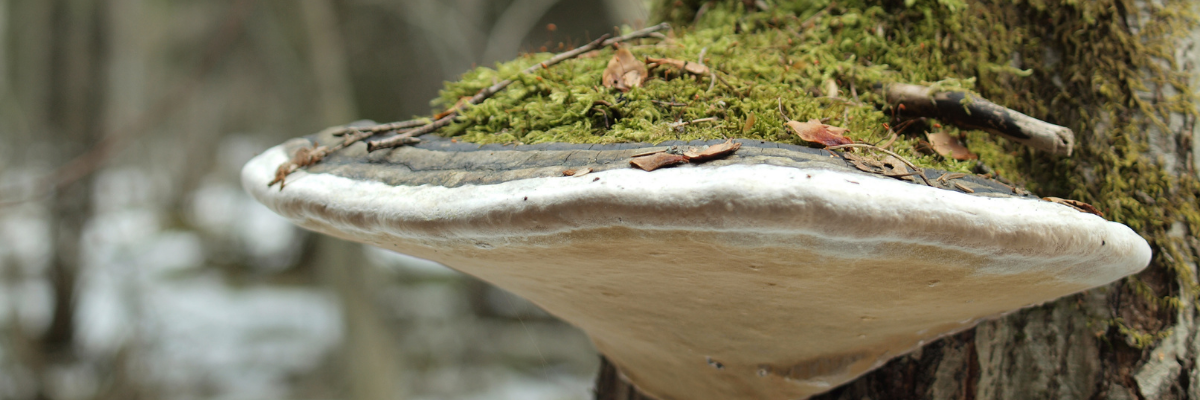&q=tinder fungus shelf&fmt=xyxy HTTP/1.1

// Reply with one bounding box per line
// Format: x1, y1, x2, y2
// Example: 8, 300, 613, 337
243, 131, 1151, 400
